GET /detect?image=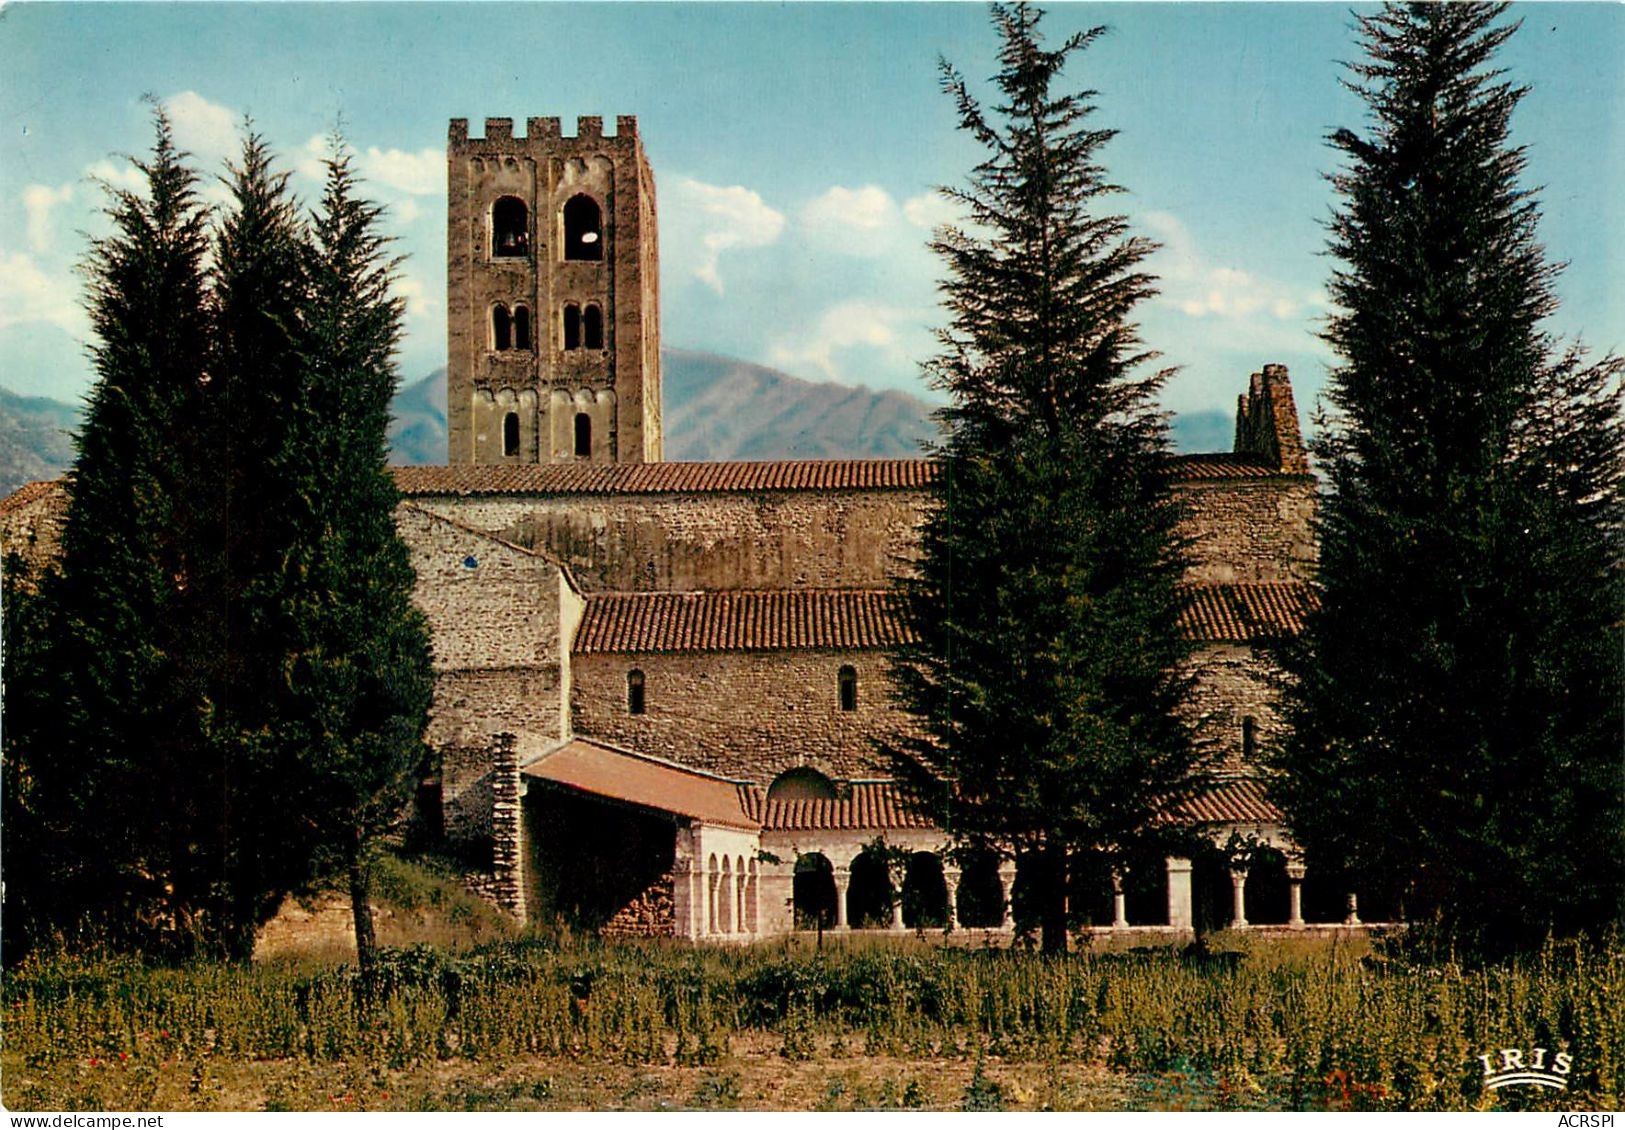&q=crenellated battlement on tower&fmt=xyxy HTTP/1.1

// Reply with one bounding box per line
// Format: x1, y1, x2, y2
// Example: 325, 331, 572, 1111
449, 116, 640, 146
